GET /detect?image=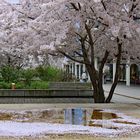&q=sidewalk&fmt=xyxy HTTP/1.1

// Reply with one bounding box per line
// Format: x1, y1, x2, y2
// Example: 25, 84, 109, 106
103, 83, 140, 103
